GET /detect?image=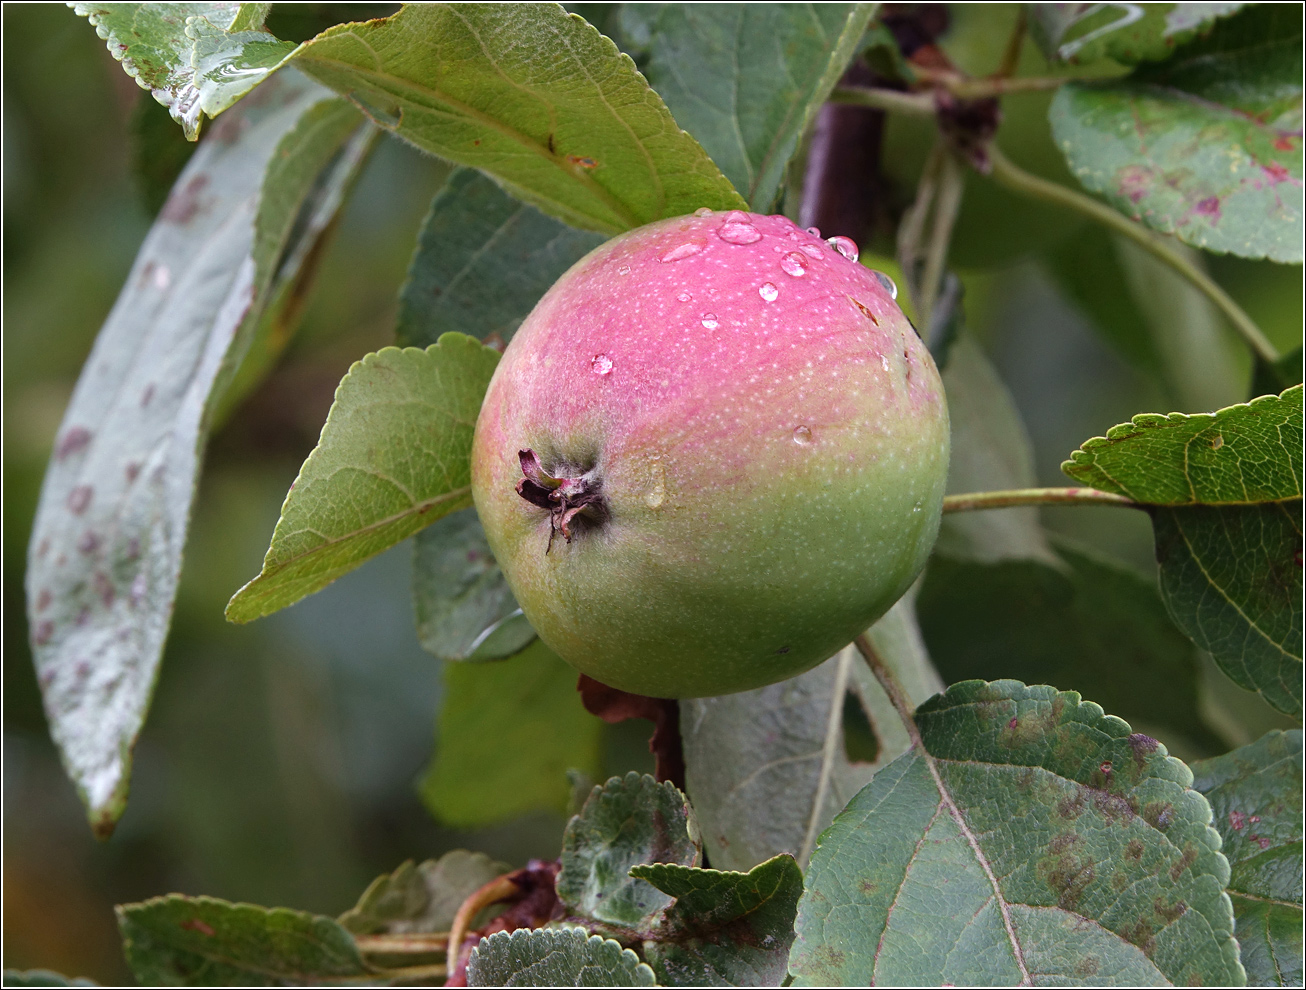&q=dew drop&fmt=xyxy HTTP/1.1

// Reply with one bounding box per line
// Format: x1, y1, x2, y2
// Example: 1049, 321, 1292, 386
701, 313, 719, 330
677, 291, 692, 303
591, 354, 613, 375
800, 243, 823, 260
660, 242, 702, 262
793, 425, 813, 445
780, 252, 808, 277
806, 226, 821, 237
724, 210, 748, 223
872, 270, 898, 299
881, 355, 892, 373
617, 264, 631, 275
827, 235, 859, 262
718, 221, 761, 245
694, 207, 714, 217
759, 282, 779, 302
